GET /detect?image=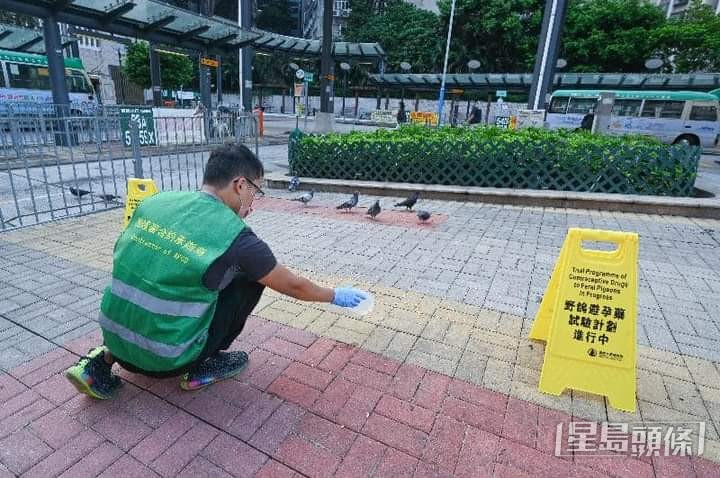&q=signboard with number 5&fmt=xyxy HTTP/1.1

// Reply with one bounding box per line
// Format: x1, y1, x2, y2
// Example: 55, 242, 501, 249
120, 107, 157, 147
